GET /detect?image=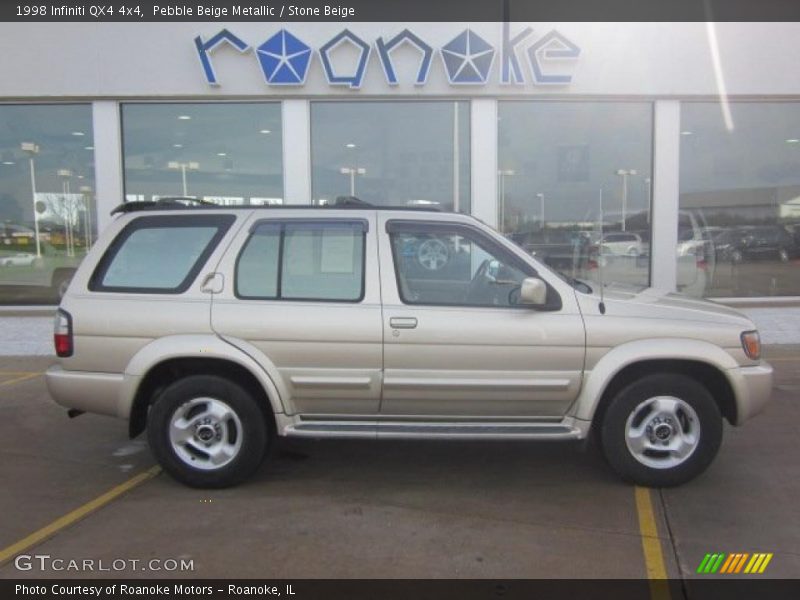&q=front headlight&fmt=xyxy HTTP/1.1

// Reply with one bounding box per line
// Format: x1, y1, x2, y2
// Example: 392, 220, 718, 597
741, 330, 761, 360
